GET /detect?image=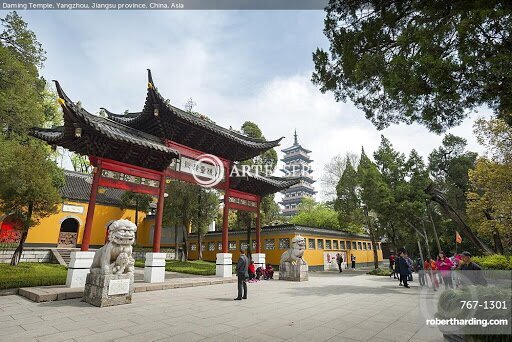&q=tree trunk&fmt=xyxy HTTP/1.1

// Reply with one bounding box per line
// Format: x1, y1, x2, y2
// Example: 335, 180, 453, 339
369, 228, 379, 269
174, 224, 179, 260
11, 202, 33, 266
425, 200, 442, 254
10, 231, 28, 266
483, 210, 504, 254
198, 230, 203, 260
366, 213, 379, 269
181, 219, 189, 261
425, 184, 493, 255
